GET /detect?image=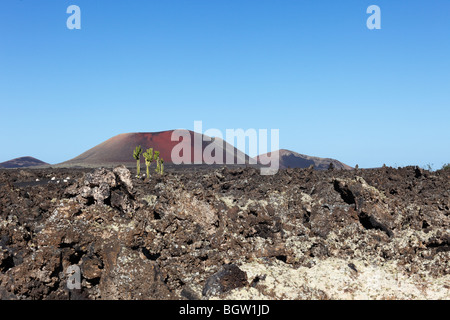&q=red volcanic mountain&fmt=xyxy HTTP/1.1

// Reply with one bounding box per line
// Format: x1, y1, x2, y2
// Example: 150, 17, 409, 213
59, 130, 250, 167
255, 149, 353, 170
0, 156, 49, 169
